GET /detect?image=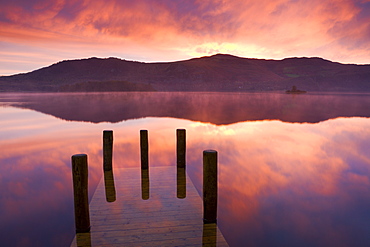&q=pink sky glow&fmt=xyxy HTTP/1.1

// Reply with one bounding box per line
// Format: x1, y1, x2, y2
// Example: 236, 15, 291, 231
0, 0, 370, 75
